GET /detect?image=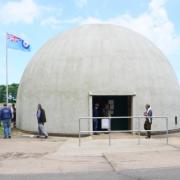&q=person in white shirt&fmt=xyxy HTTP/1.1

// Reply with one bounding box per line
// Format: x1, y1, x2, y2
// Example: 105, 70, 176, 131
144, 104, 153, 138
